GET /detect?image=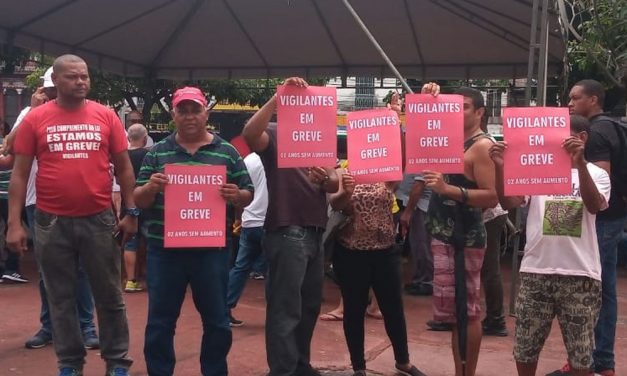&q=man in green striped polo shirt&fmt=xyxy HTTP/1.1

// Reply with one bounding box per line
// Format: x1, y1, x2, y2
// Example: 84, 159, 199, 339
134, 86, 254, 376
